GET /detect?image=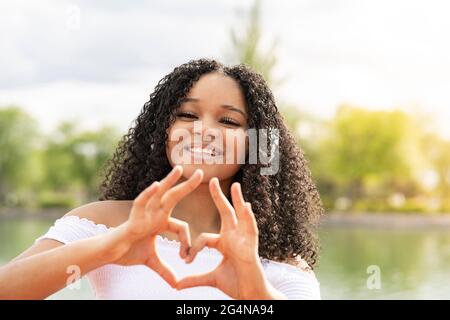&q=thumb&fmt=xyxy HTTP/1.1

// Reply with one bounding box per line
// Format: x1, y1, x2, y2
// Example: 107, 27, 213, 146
176, 272, 216, 290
